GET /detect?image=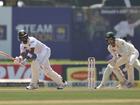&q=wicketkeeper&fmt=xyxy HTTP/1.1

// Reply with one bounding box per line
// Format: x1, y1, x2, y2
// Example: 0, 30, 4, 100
97, 32, 139, 89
